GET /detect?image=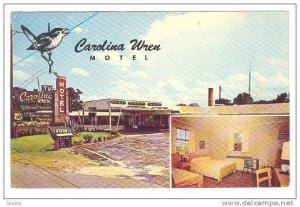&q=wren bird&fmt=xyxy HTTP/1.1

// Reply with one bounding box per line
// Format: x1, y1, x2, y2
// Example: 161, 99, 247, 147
21, 25, 70, 67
